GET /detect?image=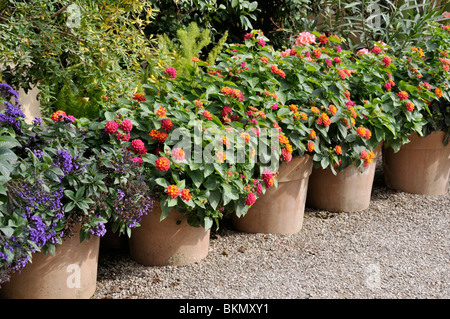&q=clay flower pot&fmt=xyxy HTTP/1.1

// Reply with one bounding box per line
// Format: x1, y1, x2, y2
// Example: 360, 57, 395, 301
128, 202, 210, 266
0, 230, 100, 299
232, 155, 313, 235
306, 143, 382, 212
383, 131, 450, 196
